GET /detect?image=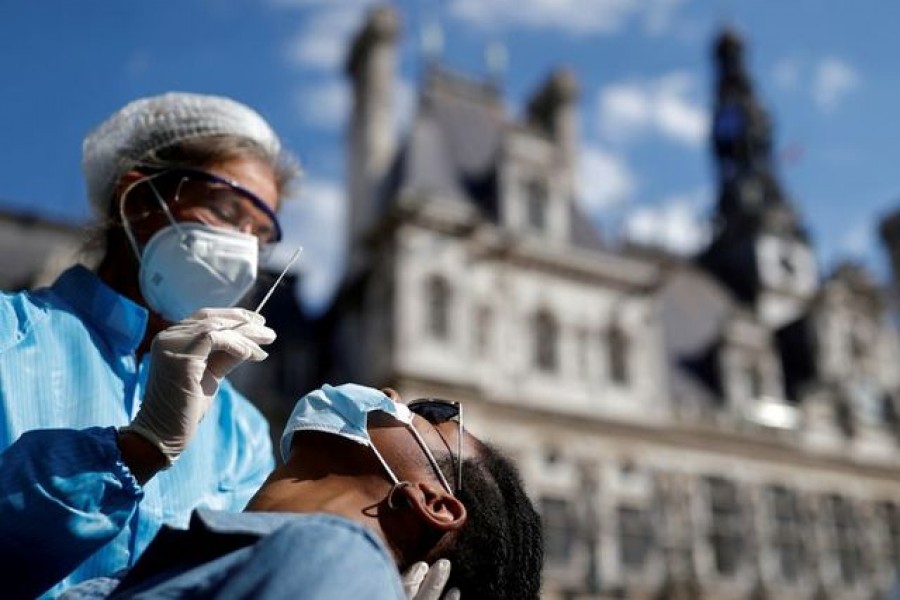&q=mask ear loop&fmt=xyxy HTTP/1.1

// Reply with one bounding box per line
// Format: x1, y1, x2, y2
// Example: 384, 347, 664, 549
369, 441, 403, 486
387, 481, 412, 510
